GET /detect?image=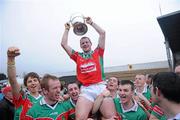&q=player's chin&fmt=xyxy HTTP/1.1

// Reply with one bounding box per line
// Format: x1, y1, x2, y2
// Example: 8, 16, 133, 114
72, 96, 78, 101
54, 95, 60, 101
83, 48, 90, 52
